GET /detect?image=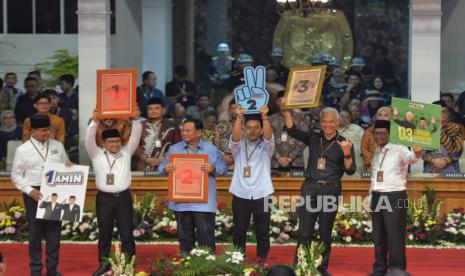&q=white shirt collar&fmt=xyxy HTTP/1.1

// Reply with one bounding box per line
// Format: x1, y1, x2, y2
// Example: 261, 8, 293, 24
31, 137, 48, 146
